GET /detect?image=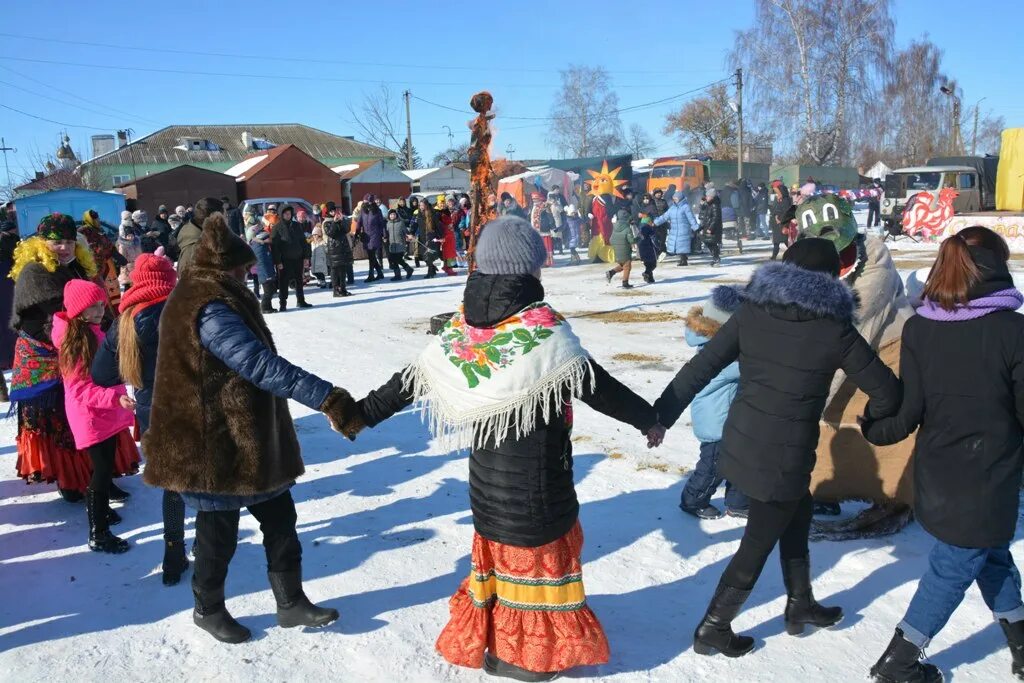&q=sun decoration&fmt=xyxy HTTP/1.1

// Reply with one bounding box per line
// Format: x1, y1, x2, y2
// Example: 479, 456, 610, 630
587, 161, 628, 199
